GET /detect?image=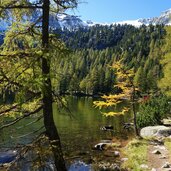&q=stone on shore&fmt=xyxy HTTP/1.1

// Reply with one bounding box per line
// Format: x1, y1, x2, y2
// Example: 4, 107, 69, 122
140, 126, 171, 138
